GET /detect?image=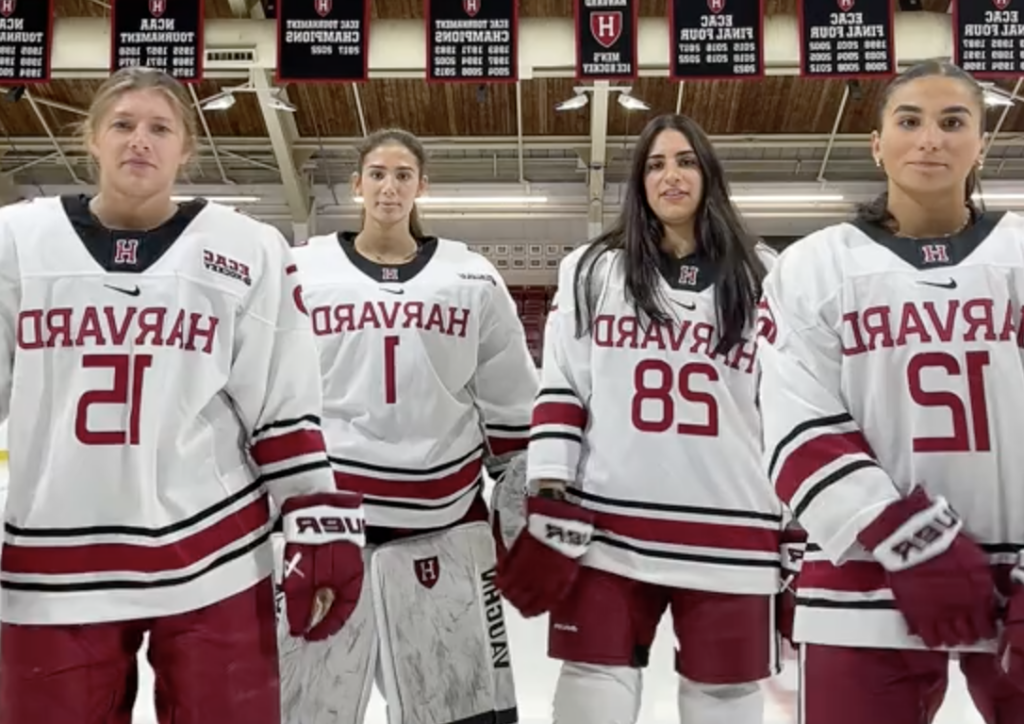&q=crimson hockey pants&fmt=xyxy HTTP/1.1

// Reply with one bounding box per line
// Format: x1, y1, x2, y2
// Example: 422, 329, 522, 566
0, 577, 280, 724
